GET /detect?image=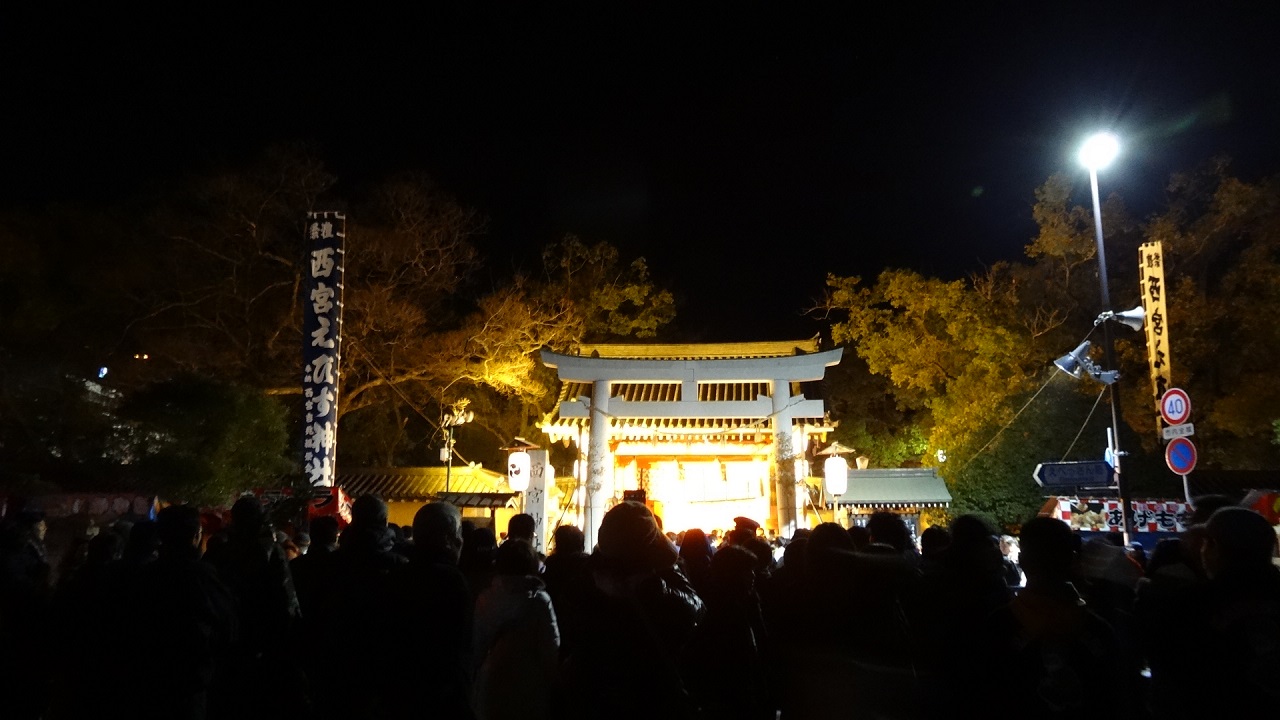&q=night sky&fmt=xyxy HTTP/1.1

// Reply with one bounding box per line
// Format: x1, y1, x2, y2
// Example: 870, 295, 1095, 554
6, 3, 1278, 341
